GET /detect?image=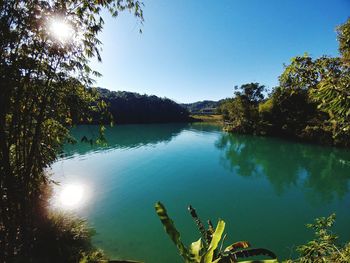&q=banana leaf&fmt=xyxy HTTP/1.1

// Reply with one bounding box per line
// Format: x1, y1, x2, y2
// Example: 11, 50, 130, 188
188, 205, 210, 247
155, 202, 190, 261
224, 241, 251, 252
203, 220, 226, 263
